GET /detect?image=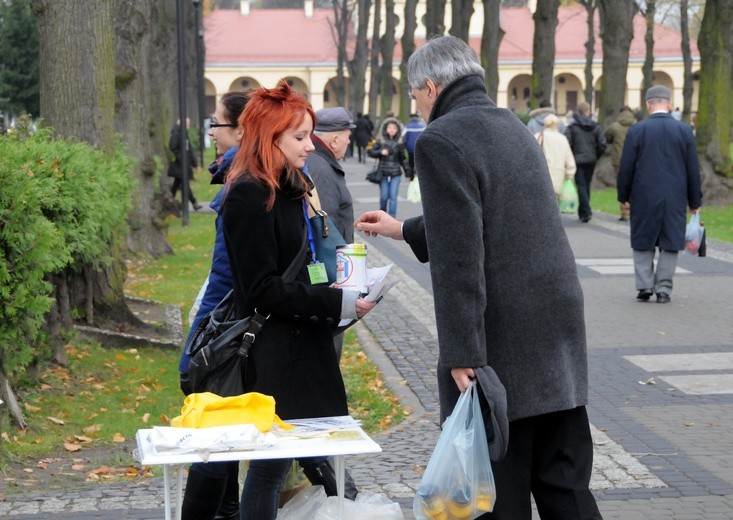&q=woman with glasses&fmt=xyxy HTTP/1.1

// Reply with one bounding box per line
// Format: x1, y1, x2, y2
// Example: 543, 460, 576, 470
179, 91, 249, 520
223, 80, 375, 519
